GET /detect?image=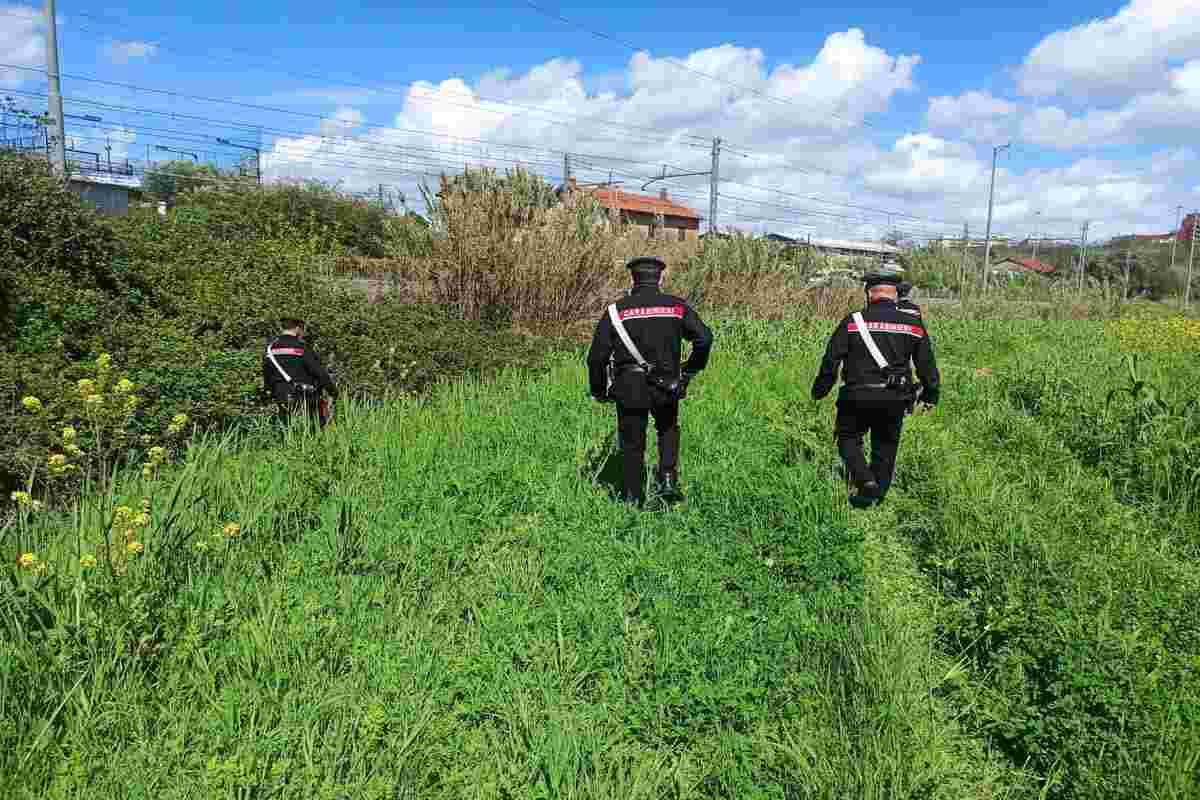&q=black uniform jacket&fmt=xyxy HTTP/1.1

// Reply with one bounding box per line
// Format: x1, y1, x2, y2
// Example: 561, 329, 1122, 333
812, 299, 940, 404
262, 334, 338, 403
587, 286, 713, 408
